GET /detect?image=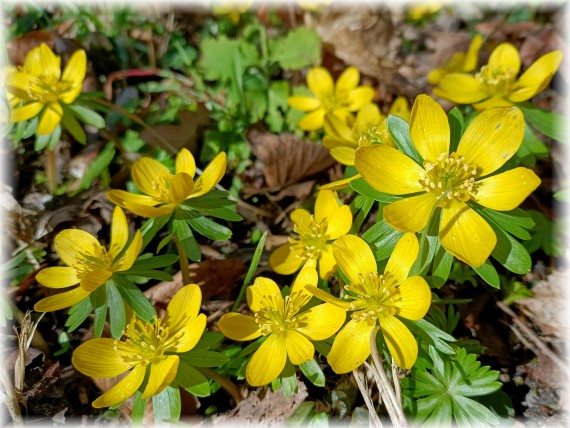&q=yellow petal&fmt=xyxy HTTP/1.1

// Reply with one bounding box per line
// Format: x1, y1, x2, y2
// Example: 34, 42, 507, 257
247, 277, 283, 313
164, 284, 203, 330
59, 49, 86, 104
384, 233, 419, 286
192, 152, 226, 198
379, 316, 418, 369
34, 287, 90, 312
456, 107, 524, 176
315, 189, 339, 223
332, 235, 377, 284
296, 303, 346, 341
328, 320, 374, 374
72, 338, 132, 377
168, 314, 206, 353
290, 265, 318, 309
288, 96, 322, 112
357, 103, 383, 124
319, 174, 361, 191
285, 330, 314, 365
38, 44, 61, 80
335, 66, 360, 97
439, 200, 496, 267
409, 94, 450, 162
142, 355, 179, 399
474, 167, 541, 211
92, 364, 146, 408
305, 286, 352, 310
307, 67, 334, 98
509, 50, 563, 103
109, 207, 129, 259
396, 276, 432, 320
389, 96, 410, 121
170, 172, 195, 203
106, 190, 159, 207
112, 230, 142, 271
463, 34, 484, 72
131, 158, 171, 198
355, 145, 425, 195
330, 146, 357, 165
218, 313, 261, 341
269, 244, 305, 276
123, 201, 175, 218
299, 108, 326, 131
324, 112, 356, 143
23, 46, 42, 75
433, 74, 488, 104
10, 102, 43, 123
55, 229, 102, 267
37, 102, 63, 135
290, 208, 312, 235
473, 96, 513, 110
383, 193, 439, 233
487, 43, 521, 75
175, 148, 196, 177
427, 67, 445, 85
347, 87, 376, 111
246, 333, 287, 386
36, 267, 79, 288
318, 244, 337, 279
79, 269, 112, 292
